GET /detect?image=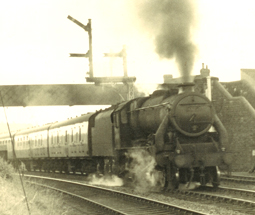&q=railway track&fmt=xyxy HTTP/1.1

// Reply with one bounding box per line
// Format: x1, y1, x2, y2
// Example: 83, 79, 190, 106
24, 174, 205, 215
221, 174, 255, 184
171, 185, 255, 214
215, 186, 255, 199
